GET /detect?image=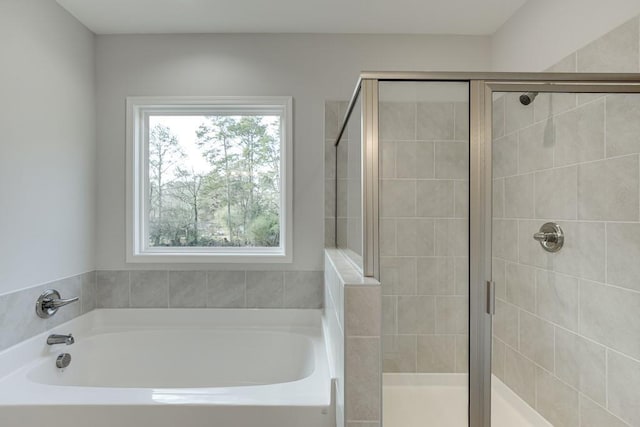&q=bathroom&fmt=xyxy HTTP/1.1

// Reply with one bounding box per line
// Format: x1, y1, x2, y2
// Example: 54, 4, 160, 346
2, 0, 640, 426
